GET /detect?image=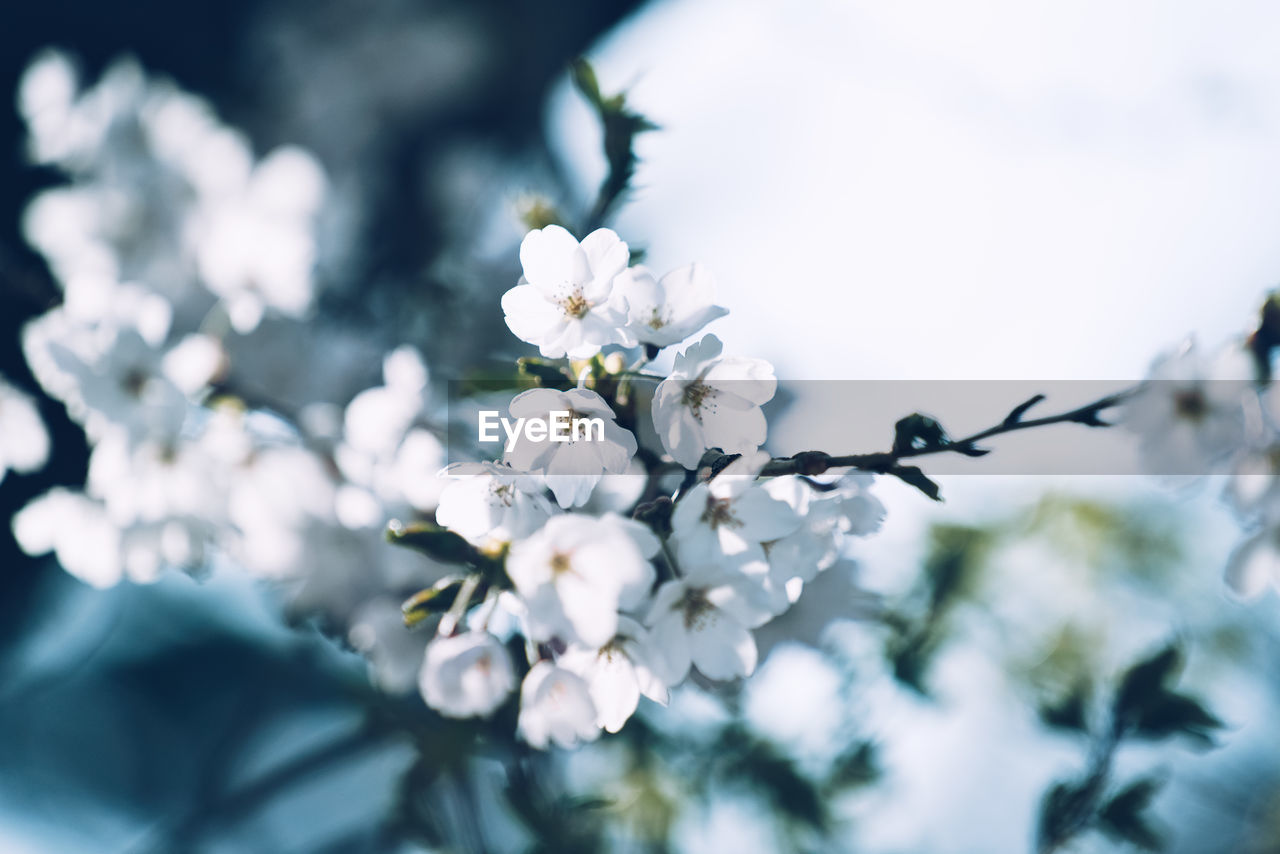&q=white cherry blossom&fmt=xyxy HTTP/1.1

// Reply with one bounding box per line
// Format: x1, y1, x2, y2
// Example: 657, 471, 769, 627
651, 334, 776, 469
616, 262, 727, 348
516, 661, 600, 750
419, 631, 516, 718
558, 617, 669, 733
671, 452, 800, 571
755, 472, 886, 611
502, 386, 637, 508
644, 571, 774, 684
435, 461, 555, 549
504, 513, 658, 648
500, 225, 633, 359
